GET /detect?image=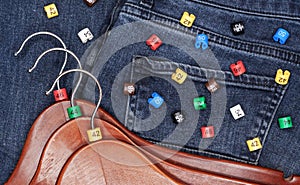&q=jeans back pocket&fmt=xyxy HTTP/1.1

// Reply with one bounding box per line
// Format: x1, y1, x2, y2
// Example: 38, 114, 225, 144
124, 56, 287, 164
